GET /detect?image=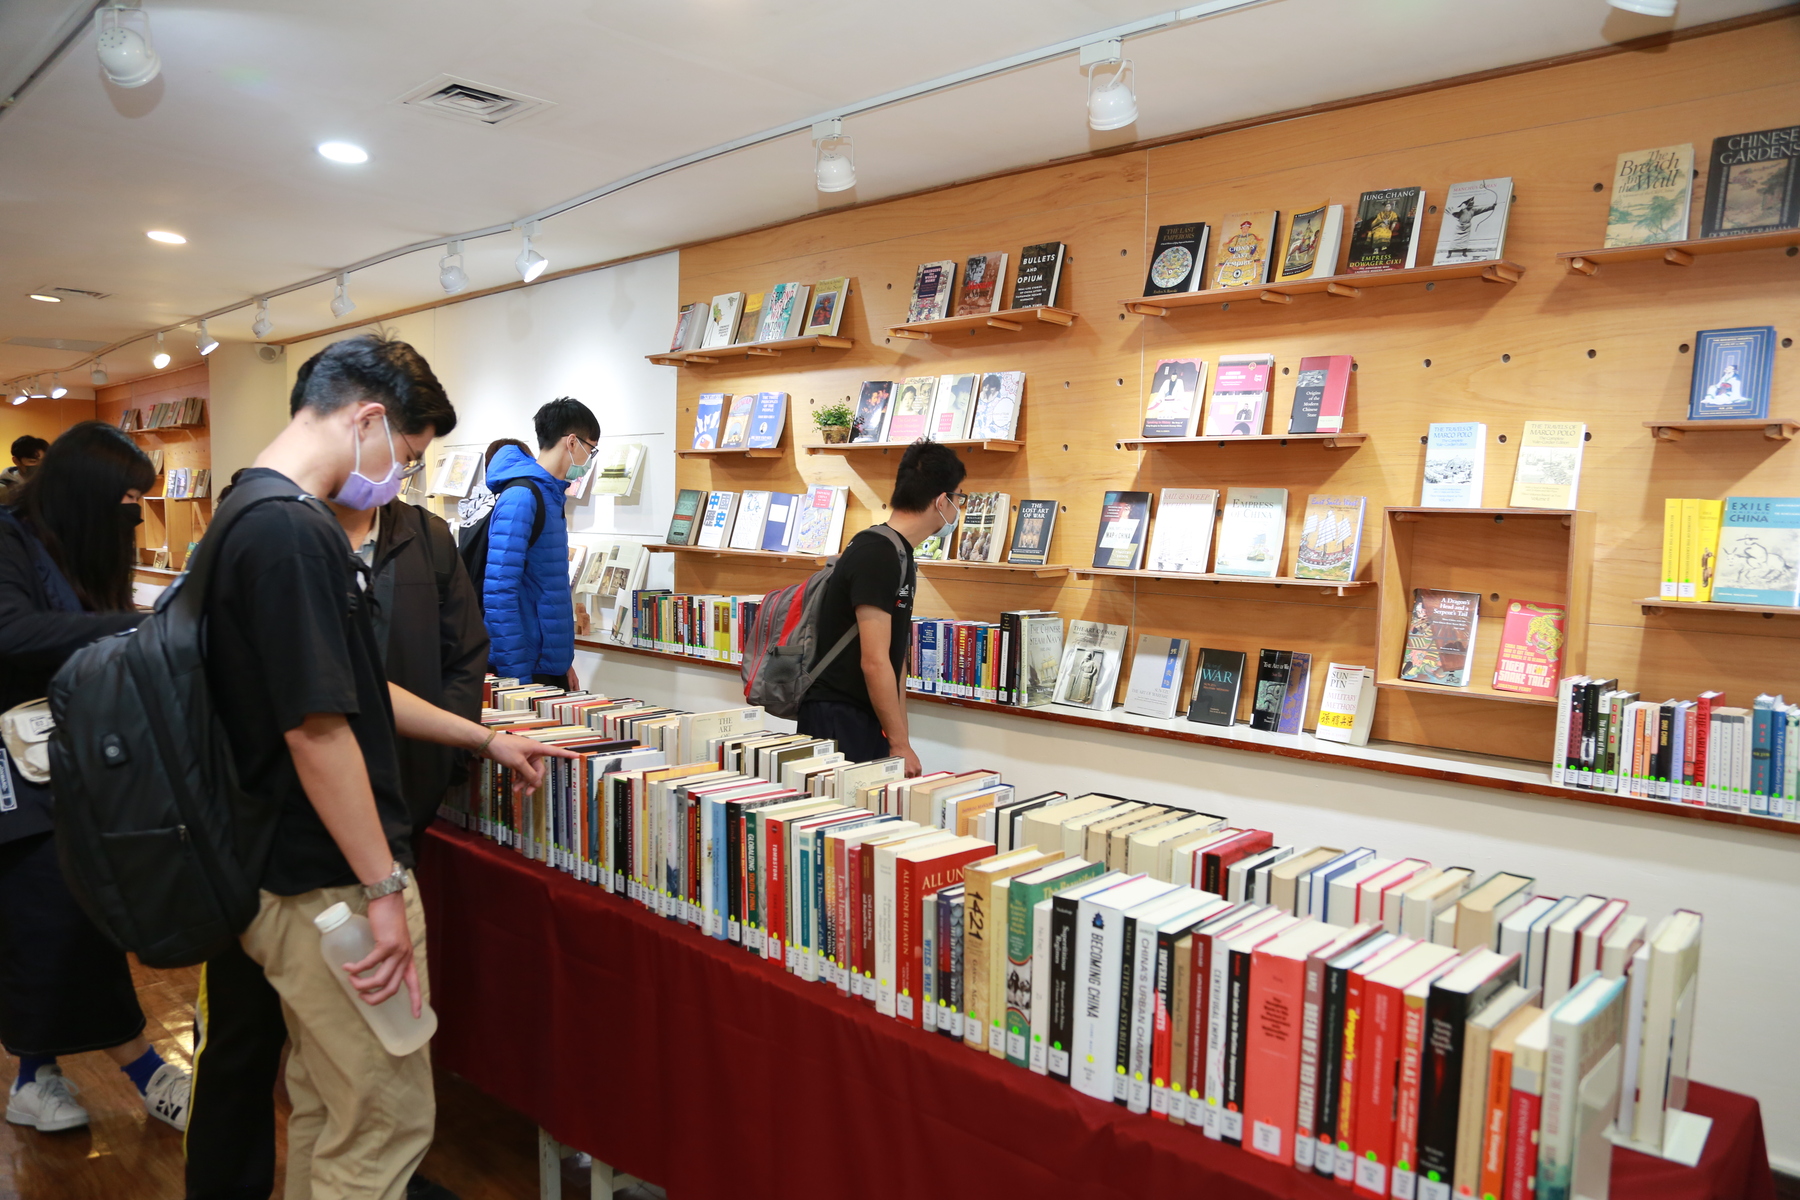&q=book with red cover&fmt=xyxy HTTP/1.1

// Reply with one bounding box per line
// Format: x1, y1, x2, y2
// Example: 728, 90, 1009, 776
1294, 925, 1382, 1172
1199, 829, 1275, 894
763, 805, 845, 963
1505, 1088, 1542, 1200
1332, 938, 1418, 1180
1479, 1005, 1542, 1200
1242, 923, 1346, 1163
1351, 944, 1461, 1196
894, 840, 995, 1026
1287, 354, 1355, 436
1491, 599, 1567, 697
1391, 962, 1435, 1196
